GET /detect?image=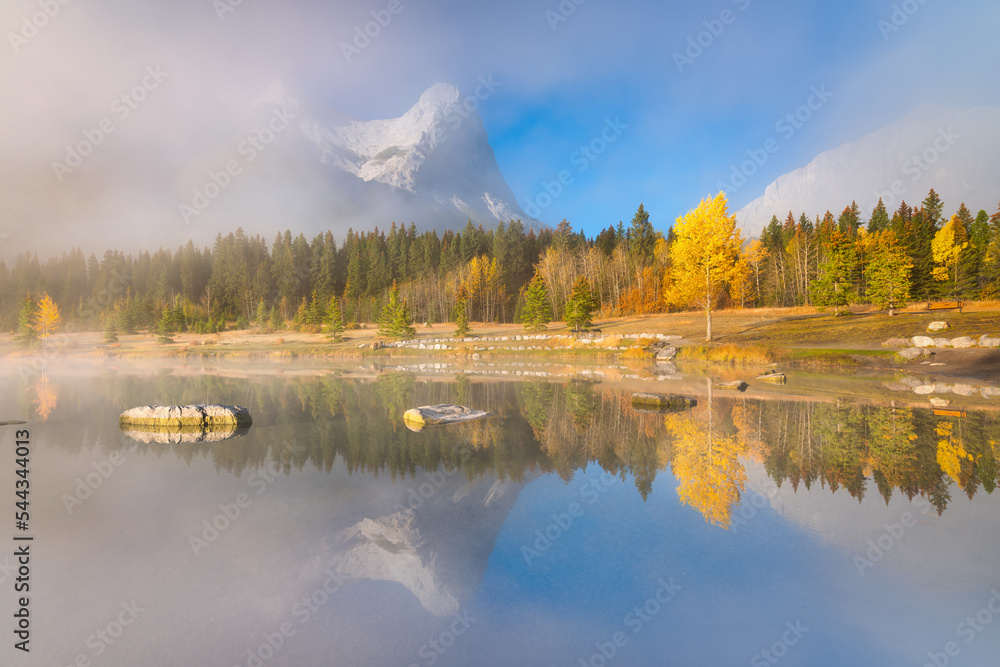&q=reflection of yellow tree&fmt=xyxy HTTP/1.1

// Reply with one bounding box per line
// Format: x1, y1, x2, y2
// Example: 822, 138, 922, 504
667, 385, 747, 528
936, 421, 973, 485
33, 375, 59, 421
